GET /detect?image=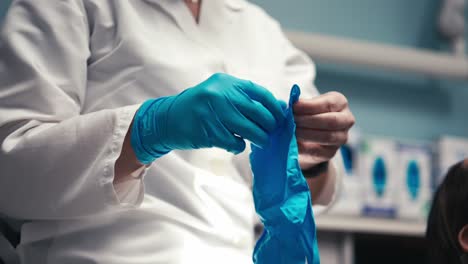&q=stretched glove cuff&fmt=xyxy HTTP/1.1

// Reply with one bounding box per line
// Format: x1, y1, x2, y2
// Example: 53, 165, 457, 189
131, 98, 172, 164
